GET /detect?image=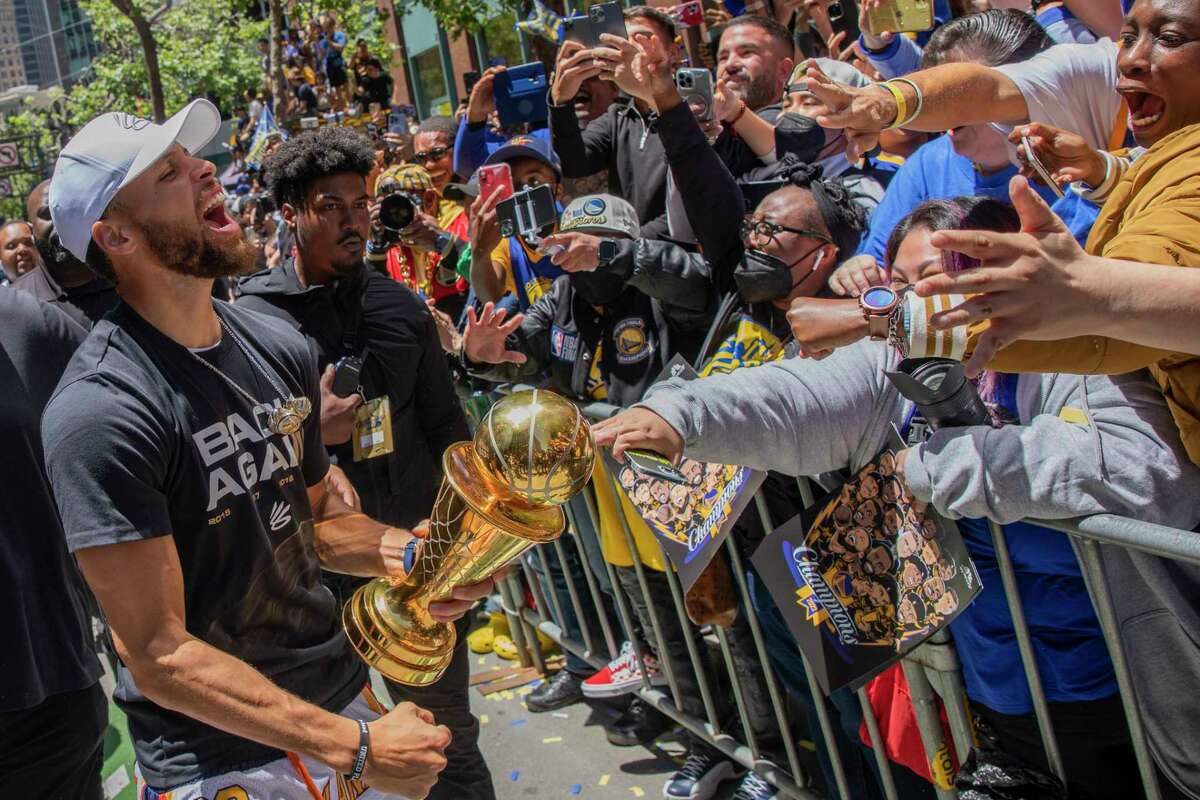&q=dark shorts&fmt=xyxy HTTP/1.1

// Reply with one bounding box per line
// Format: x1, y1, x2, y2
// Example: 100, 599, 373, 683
0, 682, 106, 800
